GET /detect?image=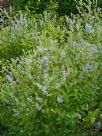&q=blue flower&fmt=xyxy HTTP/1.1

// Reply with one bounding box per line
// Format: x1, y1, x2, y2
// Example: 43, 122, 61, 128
0, 18, 5, 24
83, 63, 95, 72
80, 39, 86, 45
90, 44, 98, 53
85, 24, 94, 33
6, 75, 14, 83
